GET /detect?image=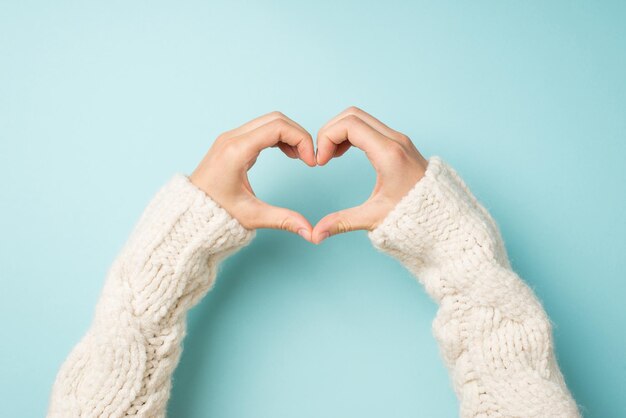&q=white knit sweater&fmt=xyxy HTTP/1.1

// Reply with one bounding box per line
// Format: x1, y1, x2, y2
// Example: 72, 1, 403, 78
47, 156, 581, 417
